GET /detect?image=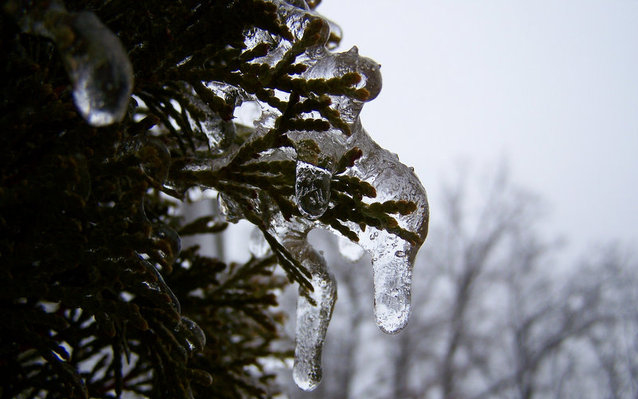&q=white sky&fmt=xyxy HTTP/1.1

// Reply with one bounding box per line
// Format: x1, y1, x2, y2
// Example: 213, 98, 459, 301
319, 0, 638, 258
